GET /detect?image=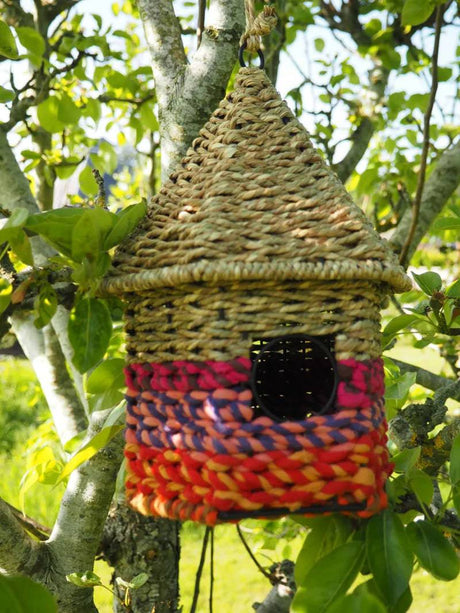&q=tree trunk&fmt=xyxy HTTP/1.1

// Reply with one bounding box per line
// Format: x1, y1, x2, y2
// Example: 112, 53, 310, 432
102, 503, 180, 613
